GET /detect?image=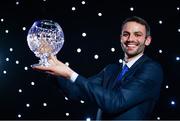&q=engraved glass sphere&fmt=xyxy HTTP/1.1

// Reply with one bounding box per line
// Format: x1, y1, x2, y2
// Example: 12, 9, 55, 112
27, 20, 64, 66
